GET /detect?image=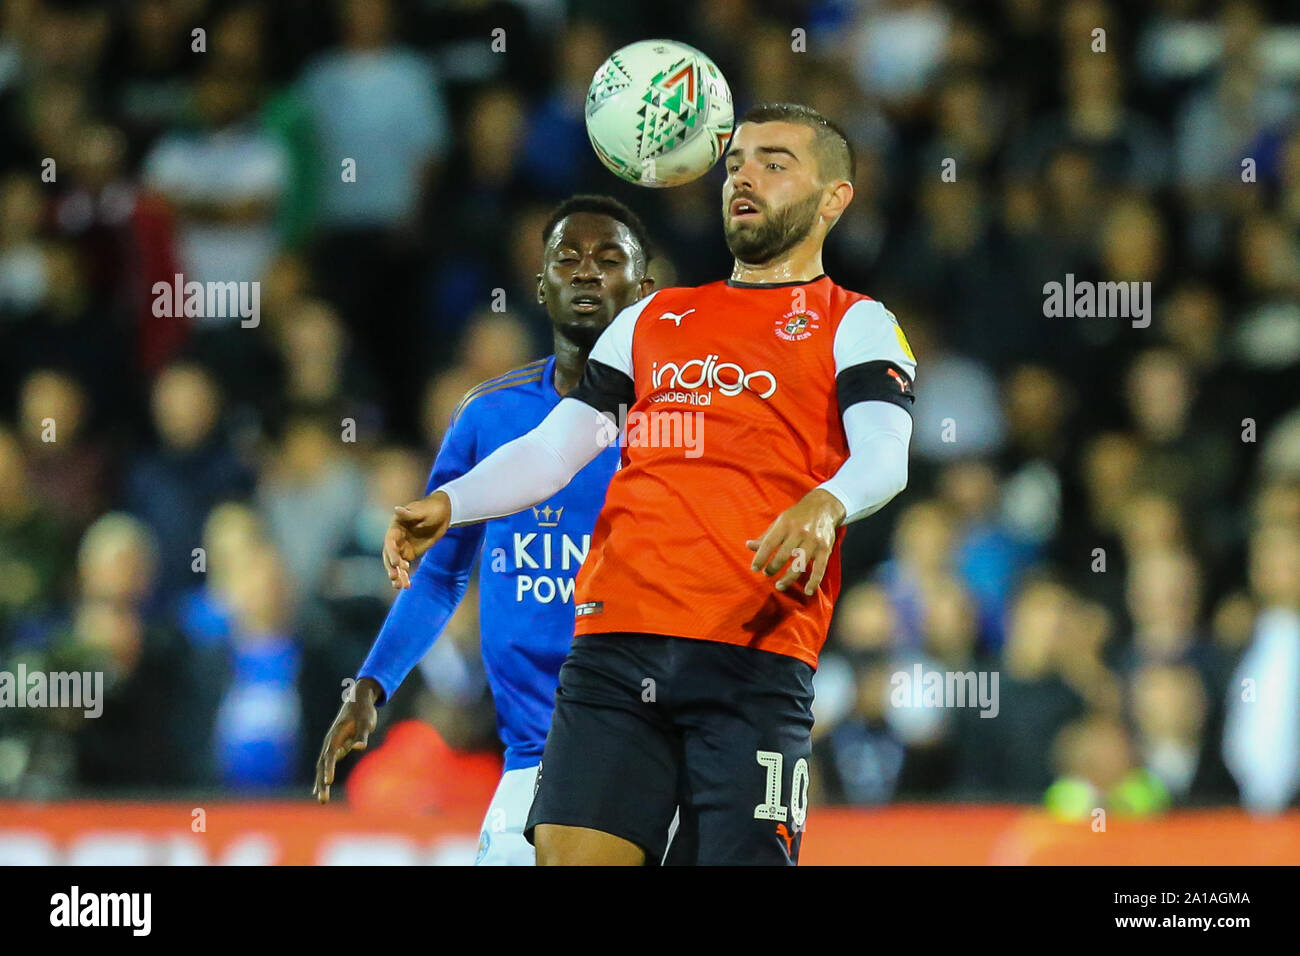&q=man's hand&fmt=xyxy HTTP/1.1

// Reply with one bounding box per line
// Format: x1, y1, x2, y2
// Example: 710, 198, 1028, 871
746, 489, 846, 596
313, 677, 381, 804
383, 490, 452, 589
